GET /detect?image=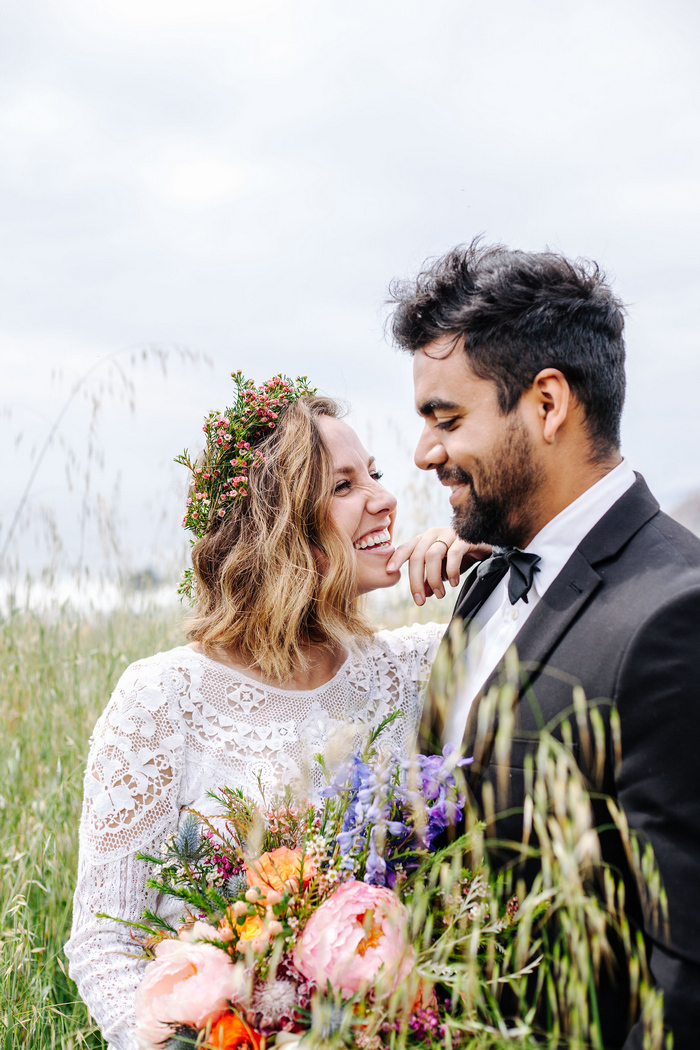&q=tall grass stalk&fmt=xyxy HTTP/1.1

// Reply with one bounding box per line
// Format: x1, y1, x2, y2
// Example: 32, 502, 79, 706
0, 603, 185, 1047
1, 601, 668, 1047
